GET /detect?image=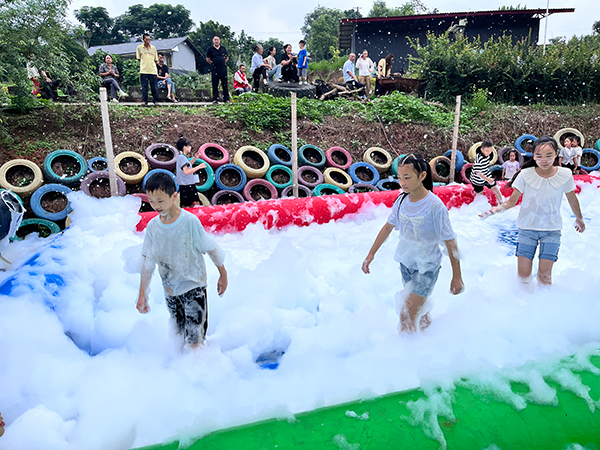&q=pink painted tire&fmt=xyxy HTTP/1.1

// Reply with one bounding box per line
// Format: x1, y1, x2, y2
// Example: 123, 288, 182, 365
298, 166, 324, 189
242, 179, 278, 202
144, 143, 178, 170
80, 171, 126, 197
326, 147, 352, 170
211, 189, 245, 206
459, 163, 473, 185
198, 143, 229, 170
